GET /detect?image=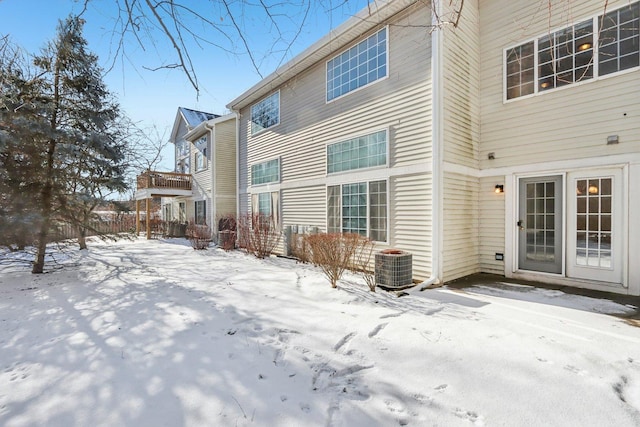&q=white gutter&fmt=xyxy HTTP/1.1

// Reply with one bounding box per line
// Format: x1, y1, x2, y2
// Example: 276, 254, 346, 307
418, 0, 444, 290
